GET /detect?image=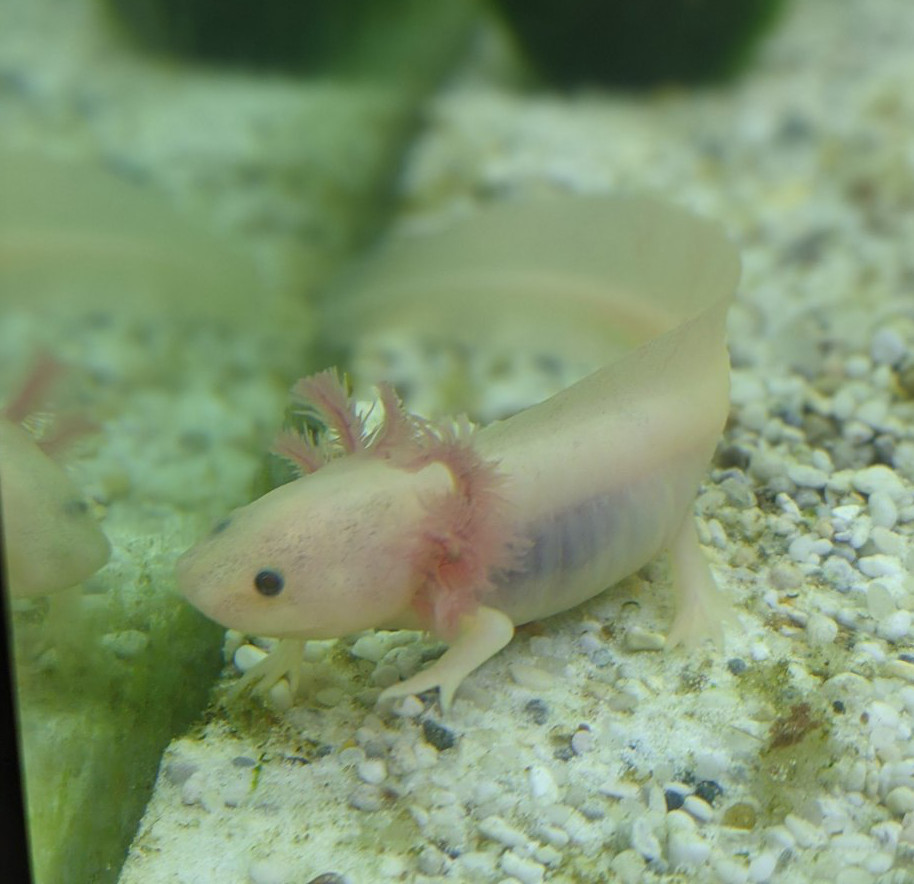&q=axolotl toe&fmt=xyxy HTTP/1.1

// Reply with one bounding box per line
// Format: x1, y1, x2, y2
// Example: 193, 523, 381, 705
176, 196, 741, 710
